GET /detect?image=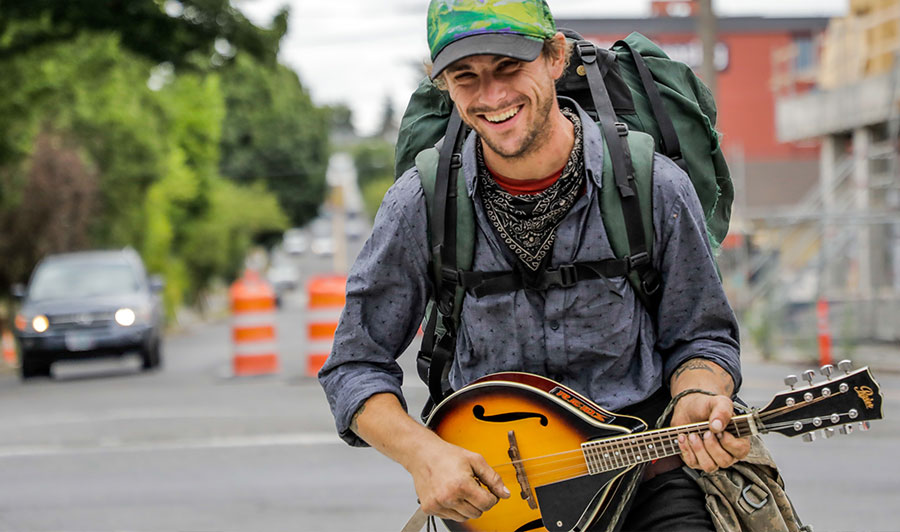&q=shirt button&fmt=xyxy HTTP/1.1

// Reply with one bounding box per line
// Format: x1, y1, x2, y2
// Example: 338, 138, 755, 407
549, 320, 560, 330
